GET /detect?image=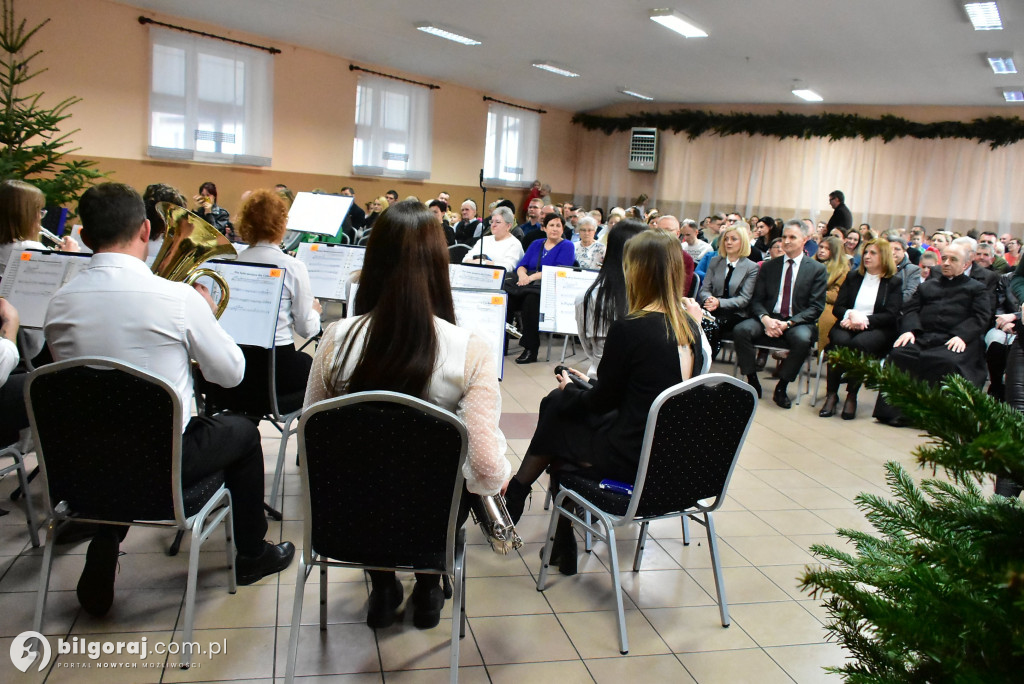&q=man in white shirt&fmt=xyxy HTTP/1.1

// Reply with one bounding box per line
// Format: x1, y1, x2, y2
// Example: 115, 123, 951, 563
44, 183, 294, 617
679, 218, 712, 263
0, 299, 27, 445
